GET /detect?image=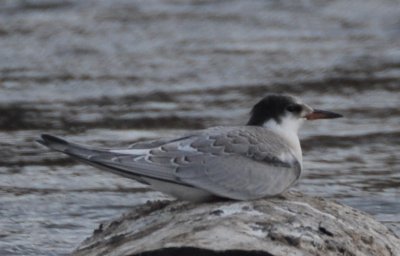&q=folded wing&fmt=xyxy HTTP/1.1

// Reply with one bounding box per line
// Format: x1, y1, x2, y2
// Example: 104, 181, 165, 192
39, 127, 301, 200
